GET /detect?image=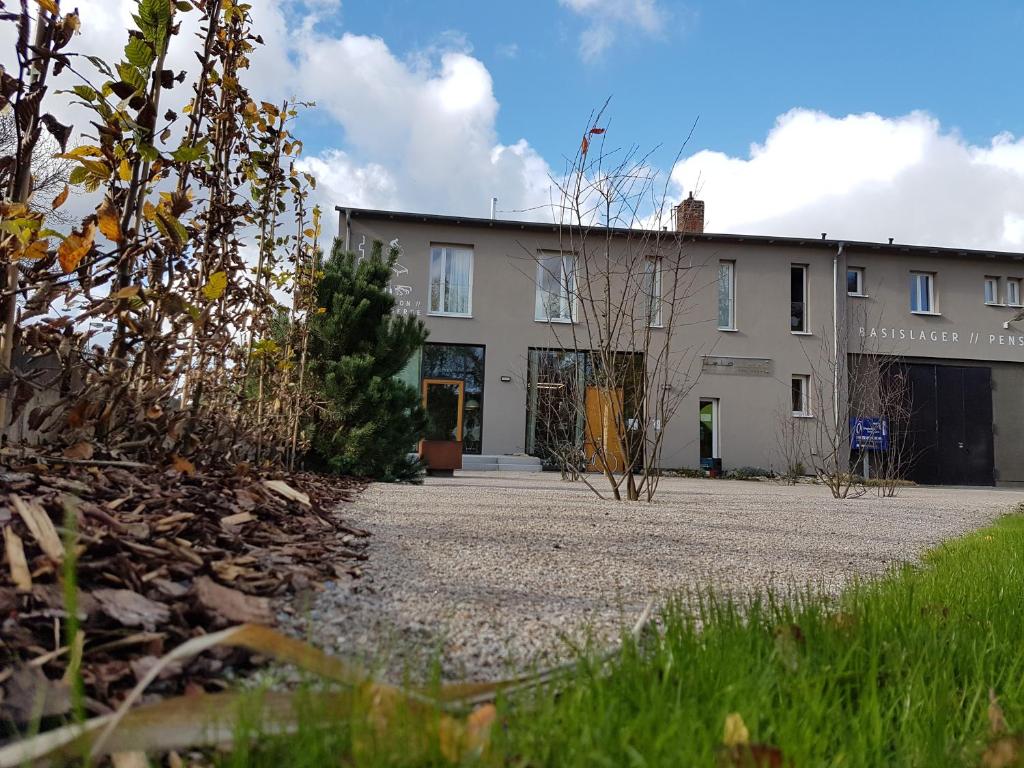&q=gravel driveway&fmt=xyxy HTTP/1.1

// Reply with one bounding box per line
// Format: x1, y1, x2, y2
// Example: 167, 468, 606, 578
285, 473, 1020, 682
